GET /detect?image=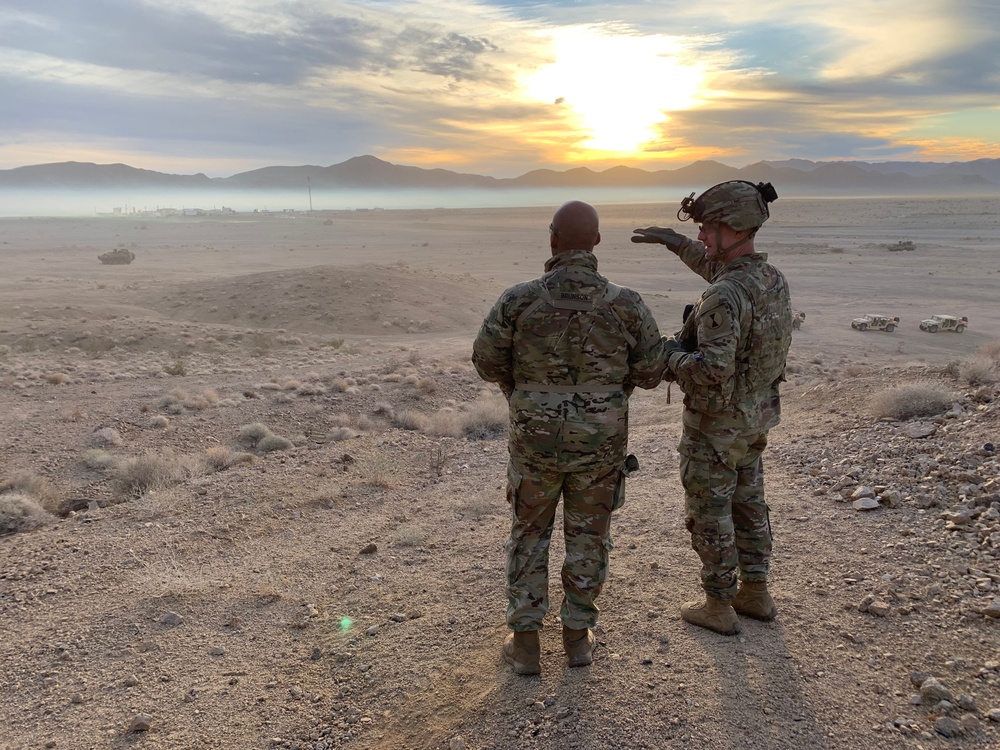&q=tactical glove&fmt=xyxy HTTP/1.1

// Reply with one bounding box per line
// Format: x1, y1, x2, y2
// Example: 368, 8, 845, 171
631, 227, 688, 251
662, 336, 686, 381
